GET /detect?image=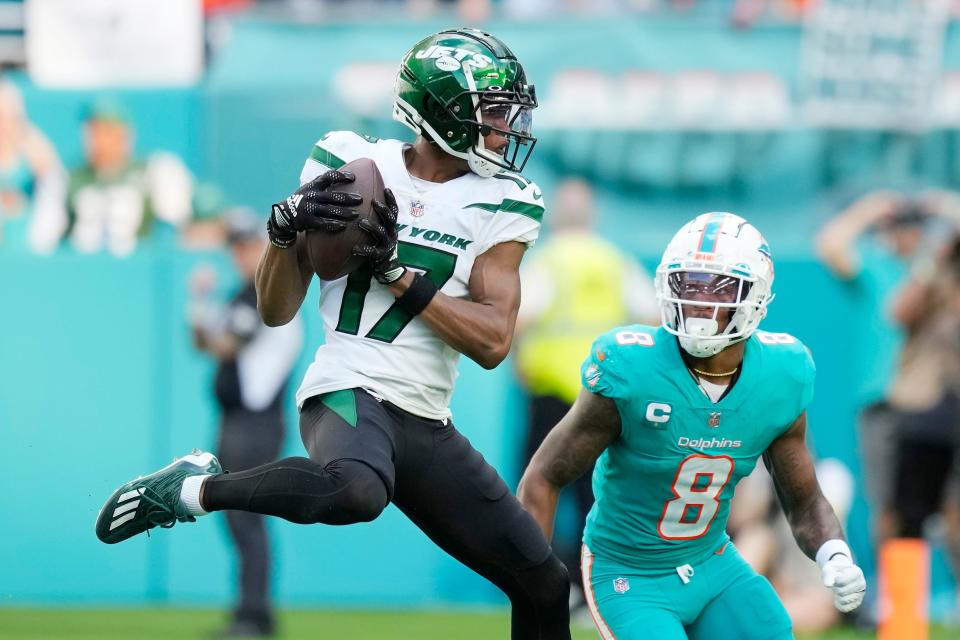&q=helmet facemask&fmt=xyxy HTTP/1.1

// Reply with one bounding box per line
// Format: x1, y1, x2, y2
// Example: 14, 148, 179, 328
658, 270, 768, 358
462, 84, 537, 177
